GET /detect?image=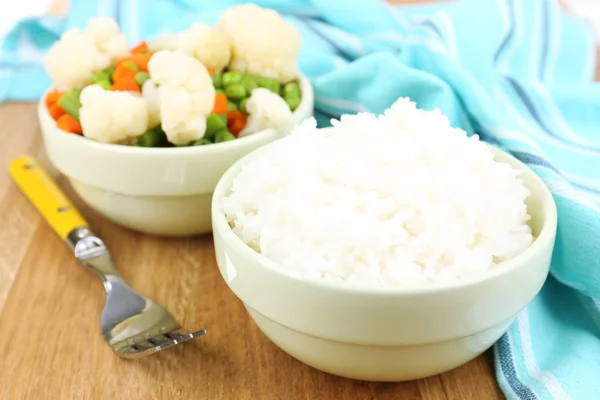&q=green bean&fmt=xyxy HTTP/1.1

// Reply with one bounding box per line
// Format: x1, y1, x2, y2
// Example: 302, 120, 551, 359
96, 80, 112, 90
57, 89, 82, 121
283, 82, 300, 98
215, 129, 236, 143
212, 72, 223, 89
137, 127, 166, 147
225, 83, 247, 100
227, 101, 238, 111
222, 71, 243, 86
239, 98, 249, 114
134, 72, 150, 87
191, 138, 213, 146
205, 113, 227, 139
259, 77, 280, 94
